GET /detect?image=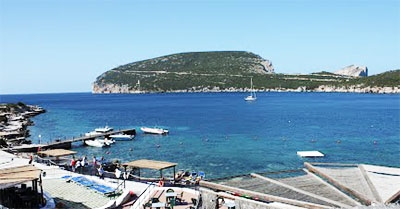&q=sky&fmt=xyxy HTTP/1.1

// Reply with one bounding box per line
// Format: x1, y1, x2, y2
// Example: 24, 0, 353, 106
0, 0, 399, 94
